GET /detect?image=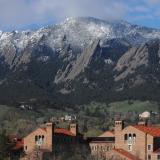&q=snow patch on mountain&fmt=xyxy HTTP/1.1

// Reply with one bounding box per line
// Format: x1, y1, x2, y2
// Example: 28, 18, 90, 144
0, 17, 160, 58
